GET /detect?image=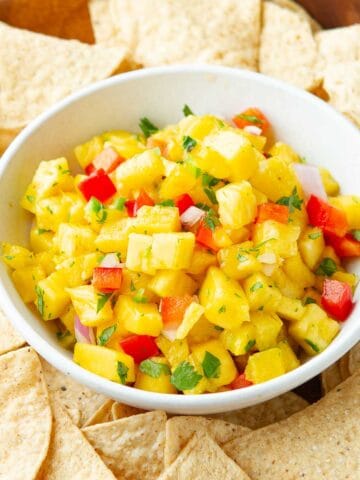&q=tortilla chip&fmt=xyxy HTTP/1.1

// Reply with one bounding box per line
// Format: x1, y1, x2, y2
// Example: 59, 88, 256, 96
0, 21, 129, 130
0, 347, 52, 480
339, 353, 351, 381
82, 410, 166, 480
210, 392, 308, 429
349, 342, 360, 375
321, 360, 343, 394
0, 308, 26, 355
316, 25, 360, 68
164, 416, 250, 467
111, 401, 146, 420
322, 61, 360, 127
269, 0, 322, 32
260, 2, 320, 90
160, 432, 251, 480
83, 399, 115, 427
40, 398, 116, 479
40, 358, 108, 427
89, 0, 125, 47
224, 371, 360, 479
109, 0, 261, 69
